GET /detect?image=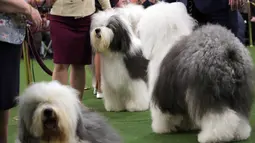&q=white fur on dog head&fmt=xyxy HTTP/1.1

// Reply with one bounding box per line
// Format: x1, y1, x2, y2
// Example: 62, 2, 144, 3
90, 9, 116, 53
90, 9, 115, 31
17, 81, 81, 142
137, 2, 196, 60
90, 26, 114, 53
90, 5, 144, 54
115, 3, 144, 33
91, 13, 141, 56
